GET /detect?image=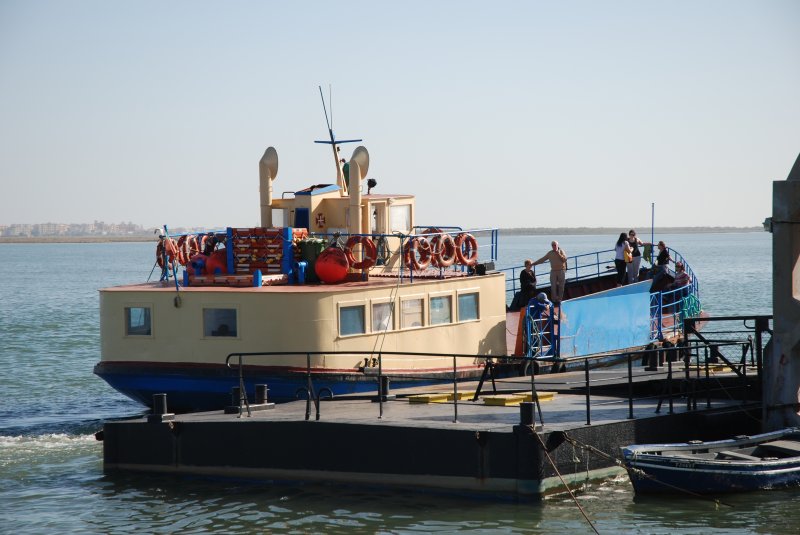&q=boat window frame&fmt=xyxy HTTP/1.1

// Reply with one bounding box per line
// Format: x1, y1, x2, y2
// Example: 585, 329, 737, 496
399, 294, 426, 330
123, 304, 153, 337
370, 297, 395, 333
201, 305, 240, 339
338, 300, 367, 337
456, 289, 480, 323
428, 291, 454, 326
